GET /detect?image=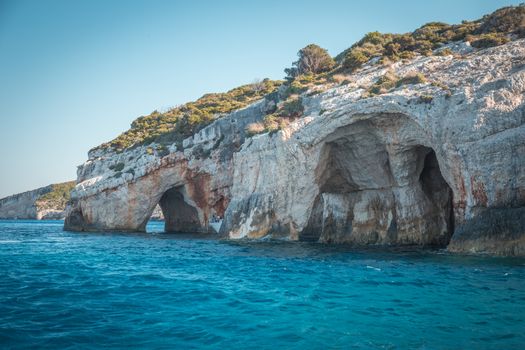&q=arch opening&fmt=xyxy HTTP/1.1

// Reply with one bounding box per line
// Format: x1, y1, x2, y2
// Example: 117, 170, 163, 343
301, 125, 454, 246
417, 148, 455, 245
148, 186, 204, 233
